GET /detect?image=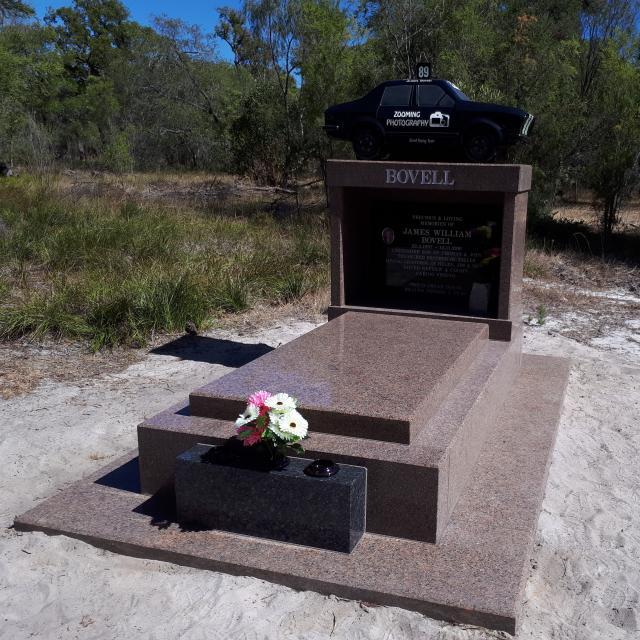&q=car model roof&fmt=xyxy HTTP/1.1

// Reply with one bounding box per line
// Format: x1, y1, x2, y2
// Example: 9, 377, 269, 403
378, 79, 448, 87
